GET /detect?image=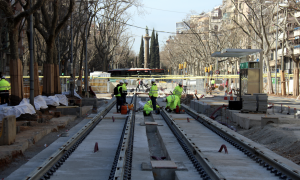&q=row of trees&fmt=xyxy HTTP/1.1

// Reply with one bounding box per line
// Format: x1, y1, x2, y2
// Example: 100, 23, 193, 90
160, 0, 300, 96
138, 28, 160, 69
0, 0, 140, 104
